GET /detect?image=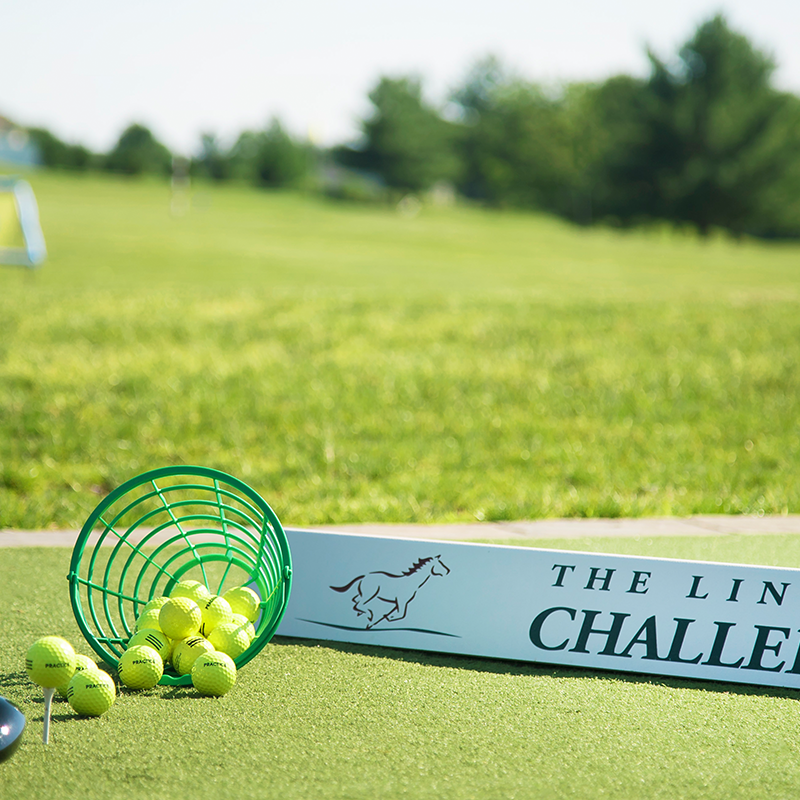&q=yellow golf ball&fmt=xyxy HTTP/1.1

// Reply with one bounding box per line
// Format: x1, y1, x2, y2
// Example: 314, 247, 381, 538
172, 635, 215, 675
159, 597, 202, 640
230, 613, 256, 644
68, 669, 116, 716
192, 651, 237, 697
57, 653, 97, 698
127, 628, 171, 664
223, 586, 261, 623
25, 636, 76, 689
134, 608, 163, 633
117, 645, 164, 690
170, 580, 212, 605
208, 622, 250, 660
199, 595, 233, 637
138, 596, 169, 617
